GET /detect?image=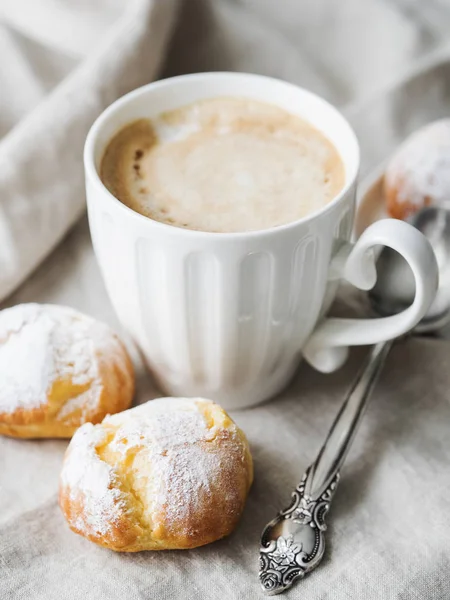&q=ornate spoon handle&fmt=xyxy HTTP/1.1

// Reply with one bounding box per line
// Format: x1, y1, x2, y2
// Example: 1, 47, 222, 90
305, 339, 393, 500
259, 340, 393, 595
